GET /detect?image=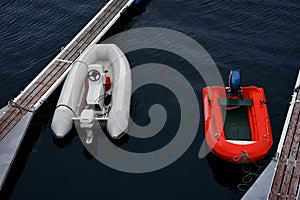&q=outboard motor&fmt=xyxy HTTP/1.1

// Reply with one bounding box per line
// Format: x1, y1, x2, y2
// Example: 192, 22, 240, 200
227, 69, 242, 98
80, 109, 95, 144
